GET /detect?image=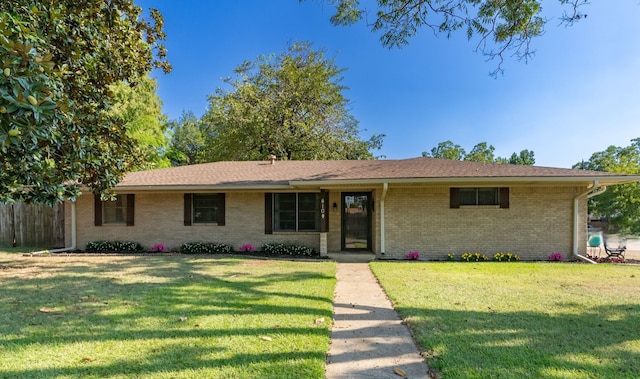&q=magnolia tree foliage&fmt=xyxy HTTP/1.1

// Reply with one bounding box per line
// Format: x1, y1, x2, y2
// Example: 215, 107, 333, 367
321, 0, 589, 75
0, 1, 170, 205
199, 42, 383, 161
575, 138, 640, 235
422, 140, 535, 165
